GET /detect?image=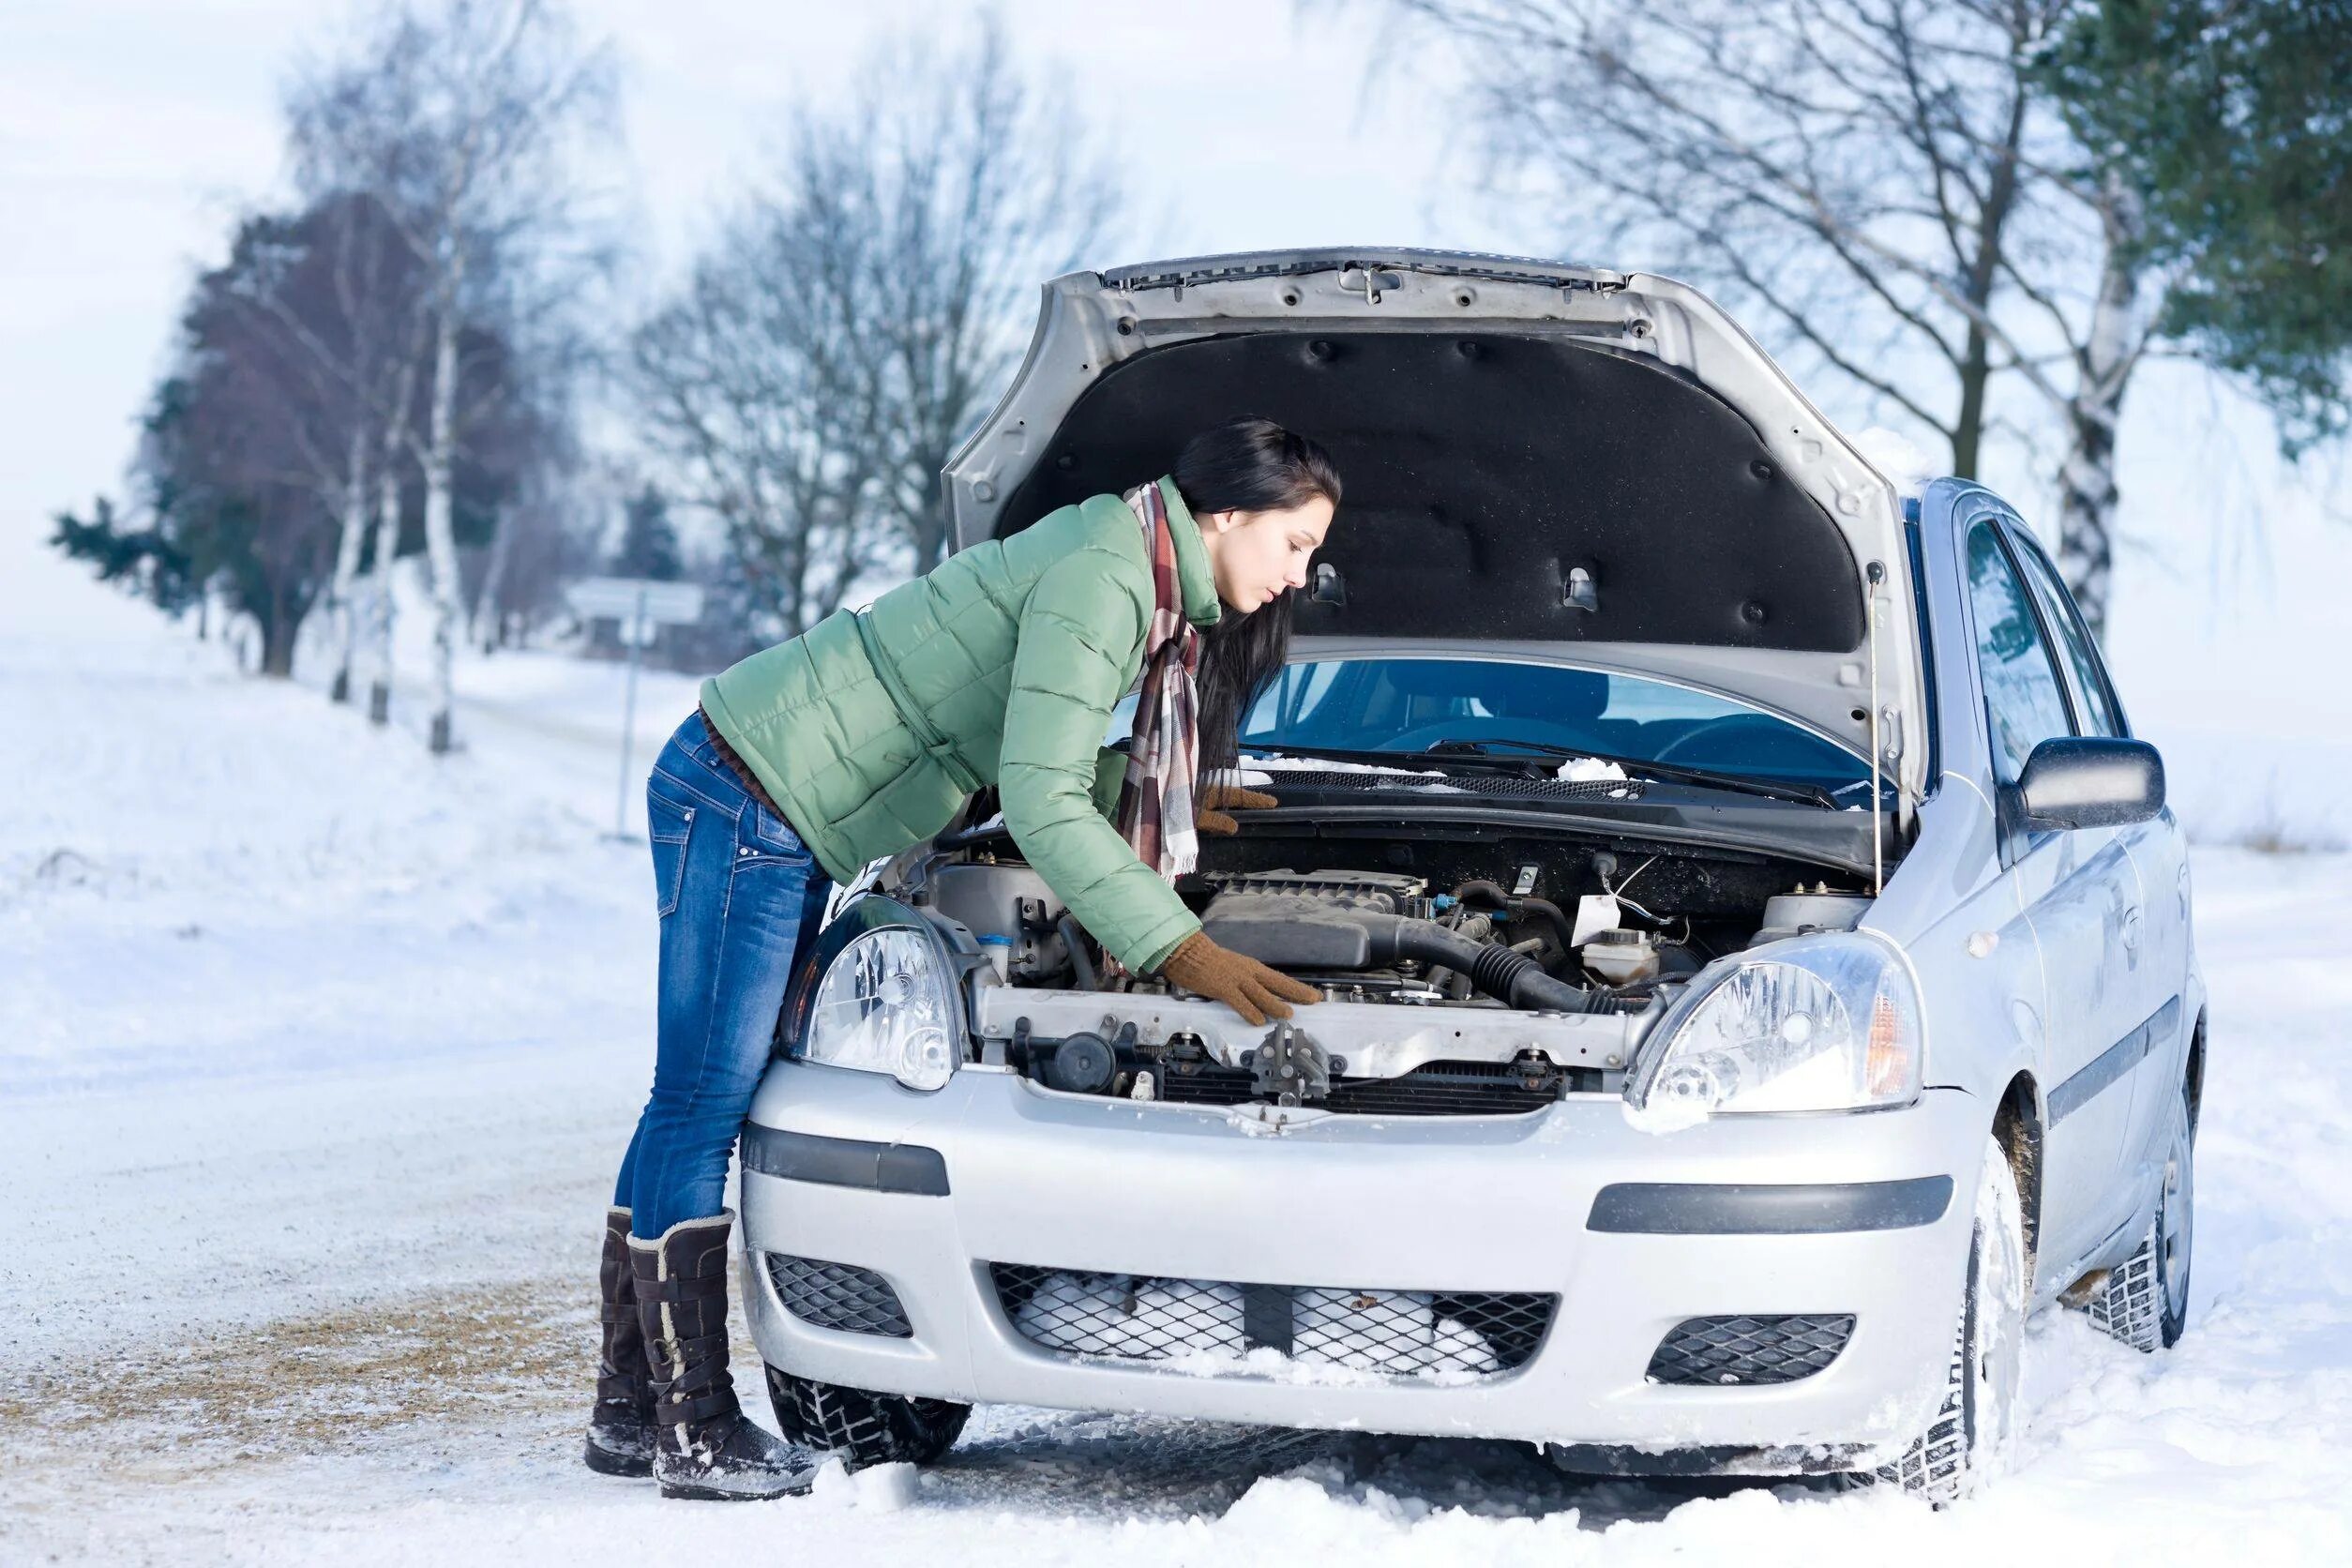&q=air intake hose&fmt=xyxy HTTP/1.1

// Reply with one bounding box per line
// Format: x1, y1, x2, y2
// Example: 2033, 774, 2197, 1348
1196, 889, 1622, 1014
1368, 916, 1618, 1015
